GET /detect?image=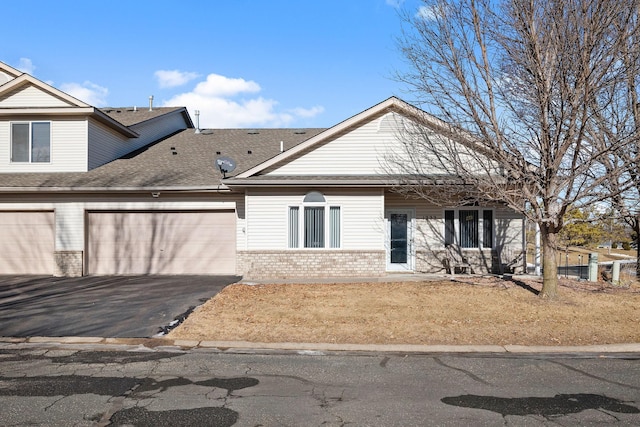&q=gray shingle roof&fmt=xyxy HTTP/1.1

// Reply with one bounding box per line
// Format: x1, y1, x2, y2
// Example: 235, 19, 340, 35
101, 107, 188, 127
0, 128, 325, 190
